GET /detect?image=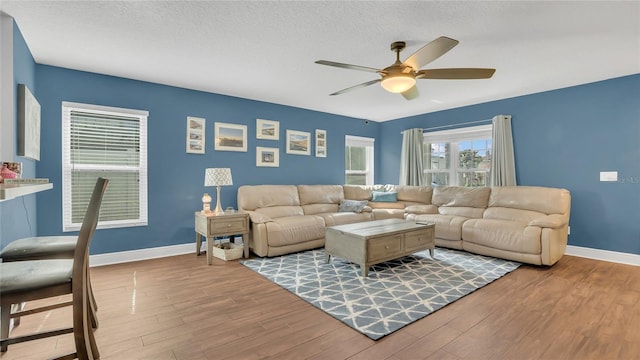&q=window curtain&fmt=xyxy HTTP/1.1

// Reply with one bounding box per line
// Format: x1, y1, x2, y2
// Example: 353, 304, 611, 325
490, 115, 517, 186
399, 128, 424, 186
